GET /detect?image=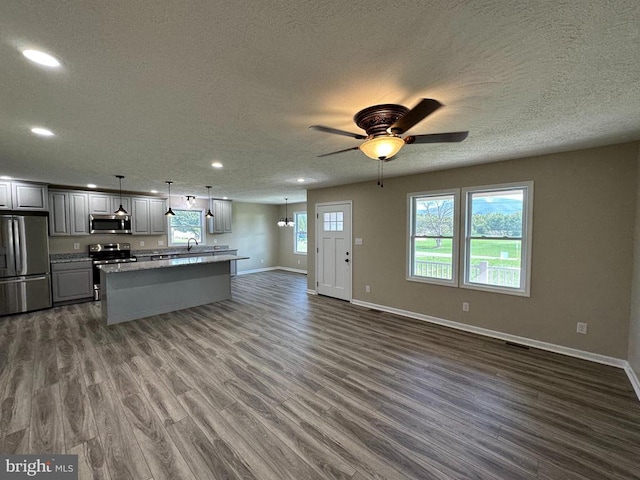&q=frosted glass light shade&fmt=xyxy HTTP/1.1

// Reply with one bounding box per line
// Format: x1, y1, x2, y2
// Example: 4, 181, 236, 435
359, 135, 404, 160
